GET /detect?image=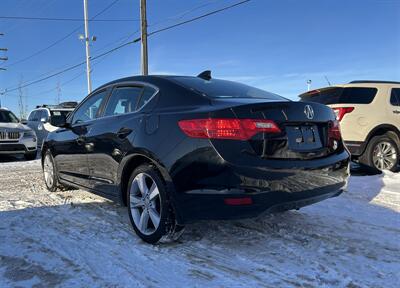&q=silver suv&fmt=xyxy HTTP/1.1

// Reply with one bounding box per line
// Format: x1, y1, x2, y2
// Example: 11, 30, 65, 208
0, 108, 38, 160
